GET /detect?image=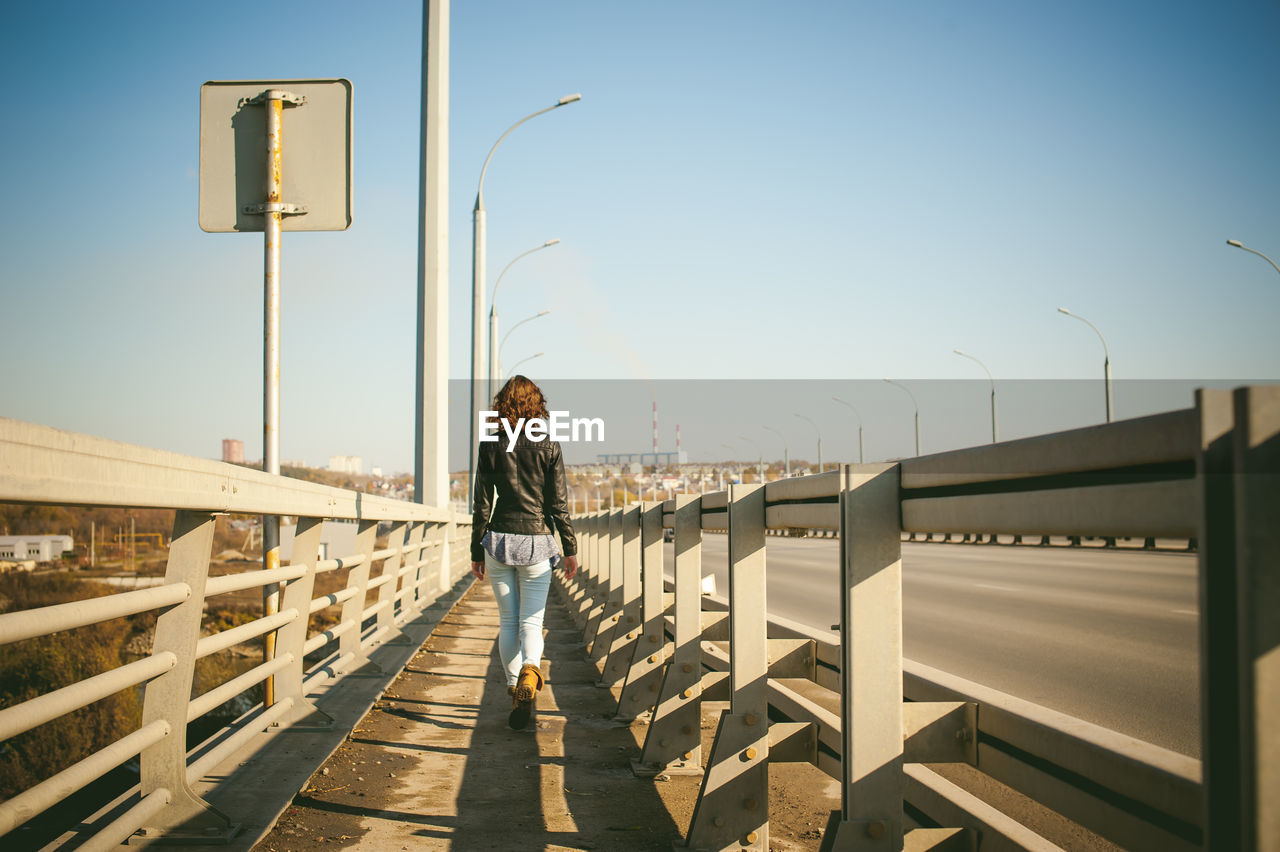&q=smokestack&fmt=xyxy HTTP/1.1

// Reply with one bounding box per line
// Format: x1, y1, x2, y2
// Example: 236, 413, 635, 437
676, 424, 681, 461
652, 400, 659, 454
